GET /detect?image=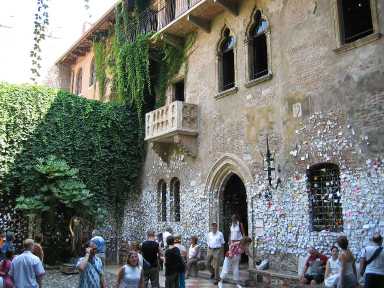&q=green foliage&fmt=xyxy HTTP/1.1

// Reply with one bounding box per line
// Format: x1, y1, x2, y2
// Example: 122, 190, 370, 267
0, 83, 143, 226
31, 0, 49, 82
154, 33, 196, 107
93, 41, 107, 100
16, 155, 93, 216
112, 2, 151, 121
109, 2, 195, 113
